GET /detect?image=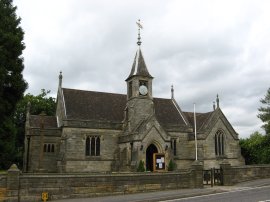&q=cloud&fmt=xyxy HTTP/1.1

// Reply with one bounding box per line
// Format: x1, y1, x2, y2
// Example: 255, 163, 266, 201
14, 0, 270, 138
